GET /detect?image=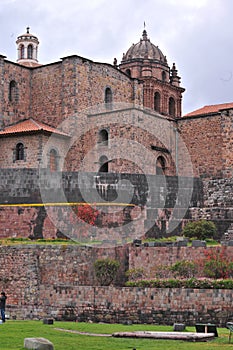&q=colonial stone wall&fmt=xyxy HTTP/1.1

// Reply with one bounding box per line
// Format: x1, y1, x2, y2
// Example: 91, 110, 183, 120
0, 59, 31, 128
178, 115, 224, 178
1, 245, 232, 326
0, 56, 143, 129
64, 110, 178, 176
221, 110, 233, 178
31, 58, 143, 128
